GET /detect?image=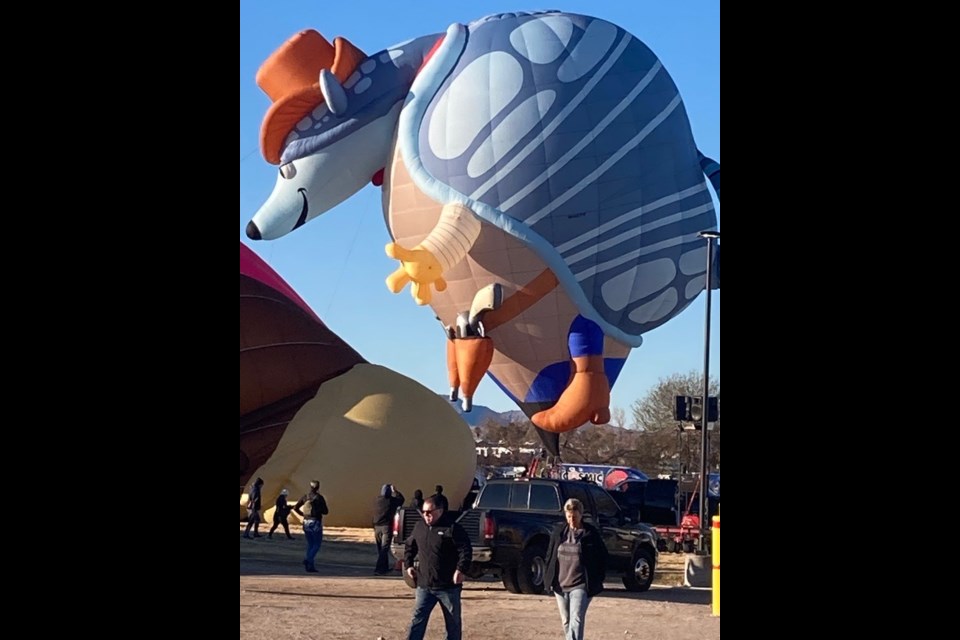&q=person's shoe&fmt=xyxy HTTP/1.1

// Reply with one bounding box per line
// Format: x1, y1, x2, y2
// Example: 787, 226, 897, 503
305, 567, 318, 573
253, 534, 263, 538
242, 534, 252, 539
287, 536, 295, 540
374, 570, 387, 576
267, 534, 273, 539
